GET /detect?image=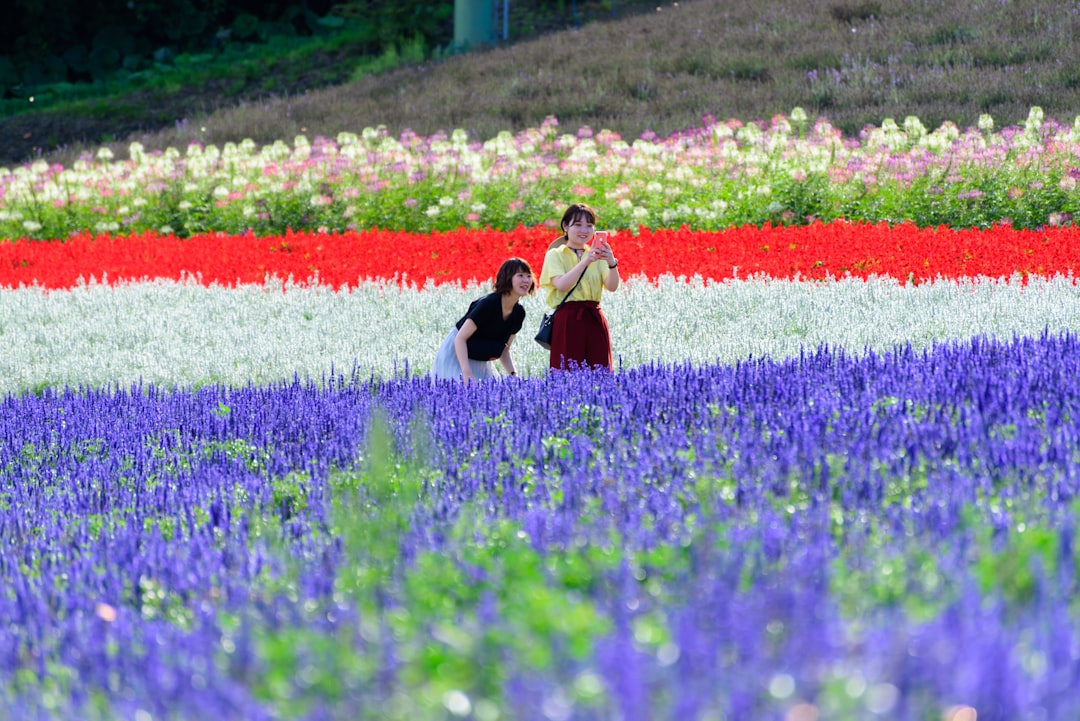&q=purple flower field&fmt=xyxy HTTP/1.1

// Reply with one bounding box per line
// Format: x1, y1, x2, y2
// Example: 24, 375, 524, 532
2, 331, 1078, 720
